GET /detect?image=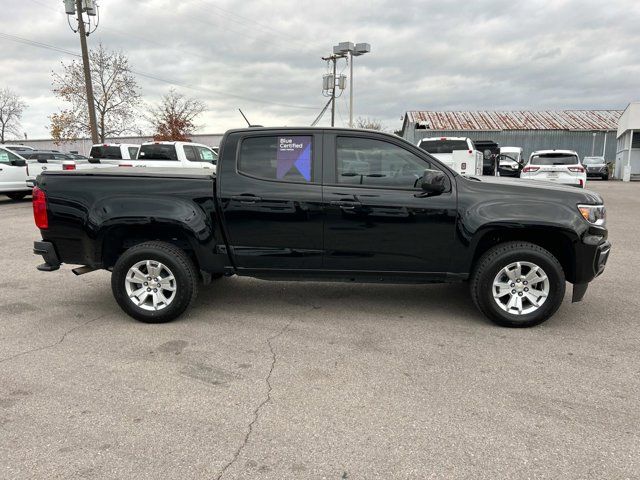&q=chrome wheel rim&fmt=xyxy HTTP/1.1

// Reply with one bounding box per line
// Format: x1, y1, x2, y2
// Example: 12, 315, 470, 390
492, 261, 550, 315
125, 260, 176, 311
